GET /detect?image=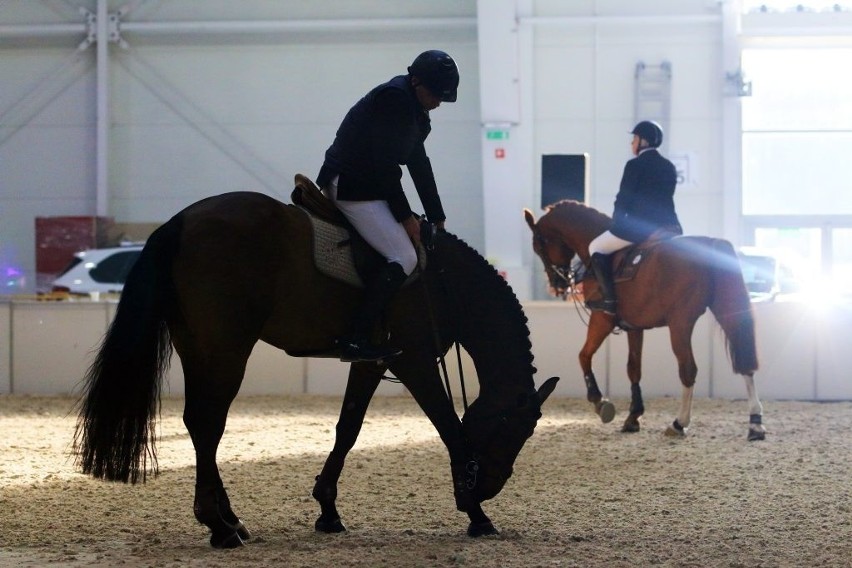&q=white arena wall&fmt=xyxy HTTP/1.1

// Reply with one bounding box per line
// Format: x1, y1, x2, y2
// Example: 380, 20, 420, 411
2, 298, 850, 401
